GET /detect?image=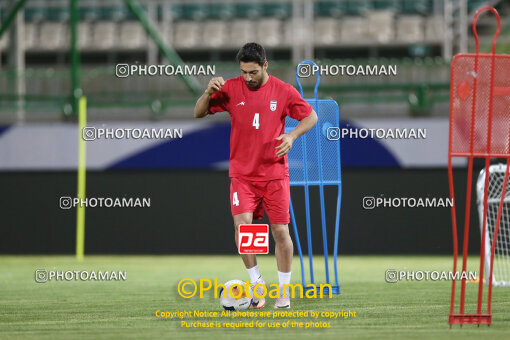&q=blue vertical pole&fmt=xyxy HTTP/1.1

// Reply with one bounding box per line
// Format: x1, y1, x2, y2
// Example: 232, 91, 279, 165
334, 108, 342, 291
302, 134, 314, 285
289, 196, 306, 287
333, 187, 341, 289
314, 98, 330, 285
